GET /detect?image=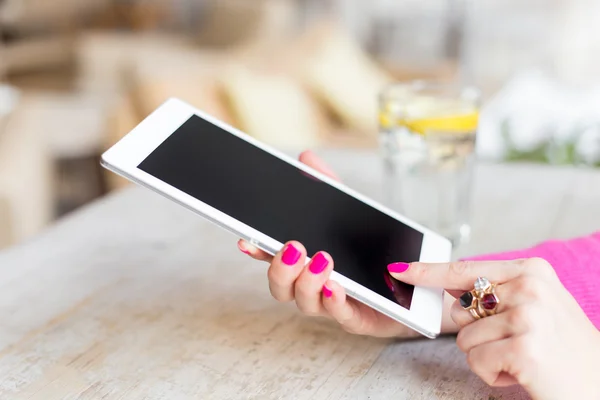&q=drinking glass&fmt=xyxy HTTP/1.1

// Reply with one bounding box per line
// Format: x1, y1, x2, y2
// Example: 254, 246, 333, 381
379, 81, 480, 245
